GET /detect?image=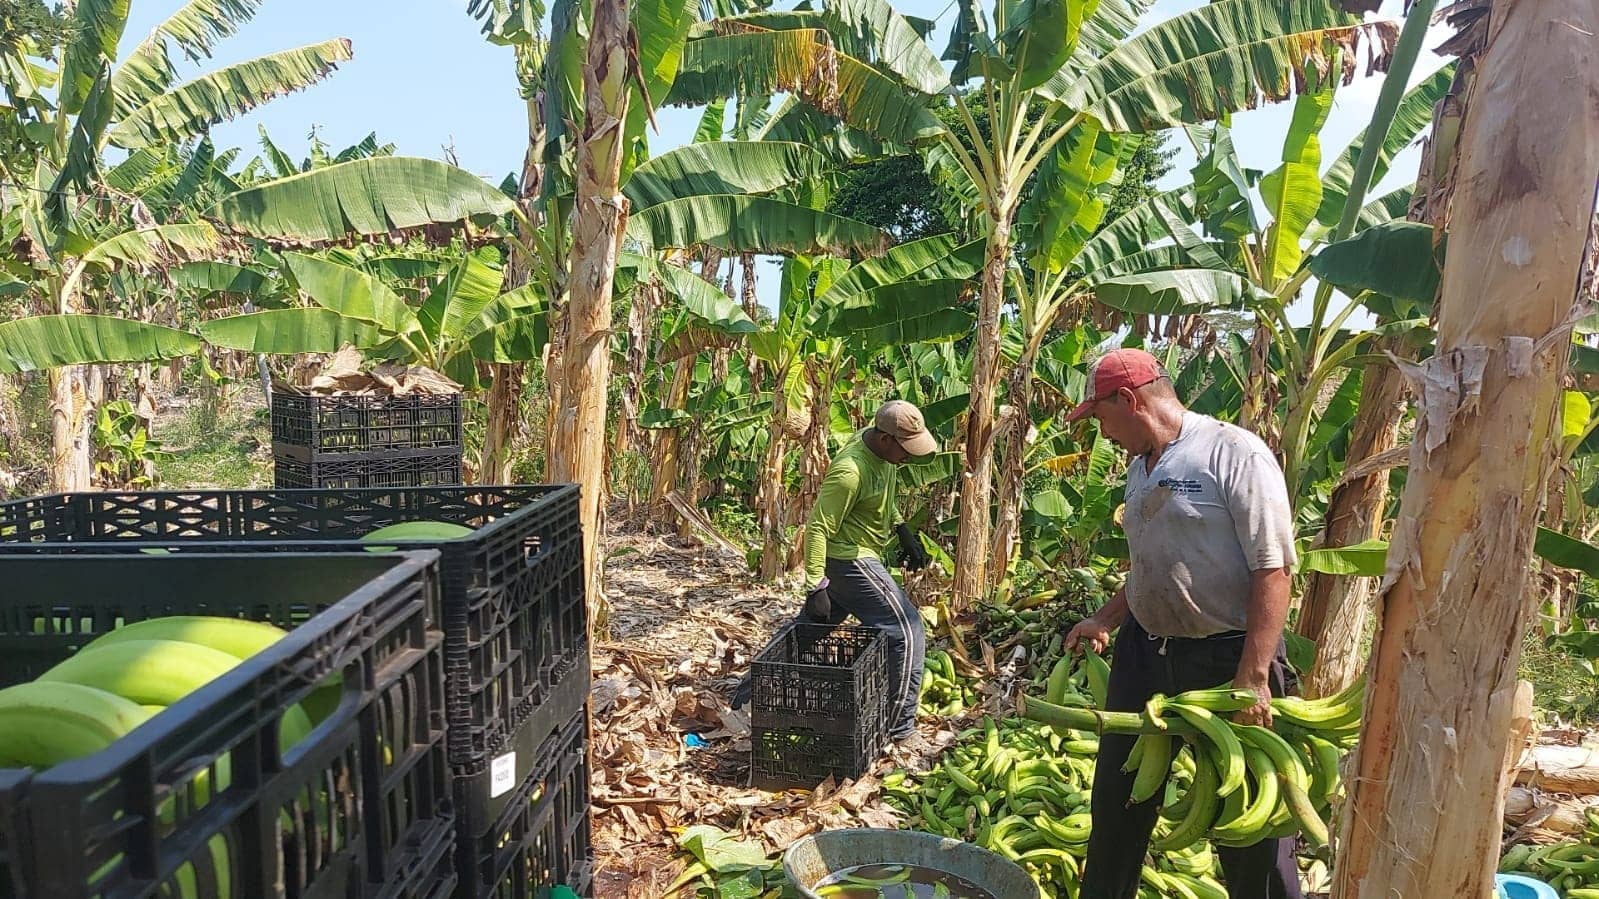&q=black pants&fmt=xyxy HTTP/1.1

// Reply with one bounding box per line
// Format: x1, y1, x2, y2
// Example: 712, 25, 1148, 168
1080, 619, 1303, 899
812, 557, 926, 740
